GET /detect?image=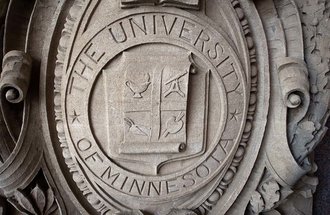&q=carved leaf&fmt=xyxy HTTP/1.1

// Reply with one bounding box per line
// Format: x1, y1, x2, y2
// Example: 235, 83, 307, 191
30, 185, 46, 214
290, 0, 330, 162
44, 188, 56, 214
7, 186, 58, 215
249, 191, 265, 214
13, 190, 38, 214
292, 121, 316, 160
260, 180, 280, 210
